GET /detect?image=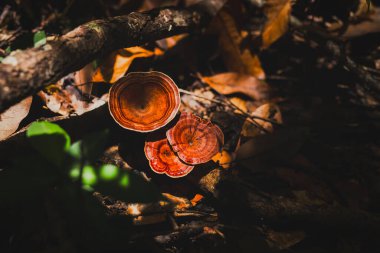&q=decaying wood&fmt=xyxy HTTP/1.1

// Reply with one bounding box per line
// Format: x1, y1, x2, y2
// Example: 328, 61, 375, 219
0, 6, 212, 113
